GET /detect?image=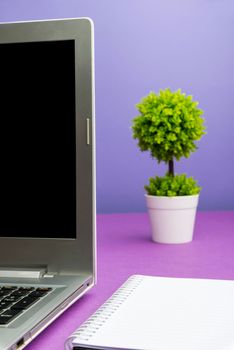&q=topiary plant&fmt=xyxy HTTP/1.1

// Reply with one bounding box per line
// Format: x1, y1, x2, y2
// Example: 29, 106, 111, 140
132, 88, 206, 196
